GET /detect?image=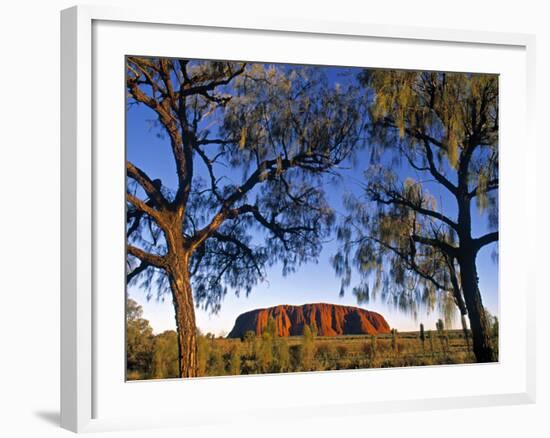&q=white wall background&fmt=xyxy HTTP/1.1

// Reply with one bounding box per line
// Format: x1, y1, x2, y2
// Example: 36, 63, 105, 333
0, 1, 546, 437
